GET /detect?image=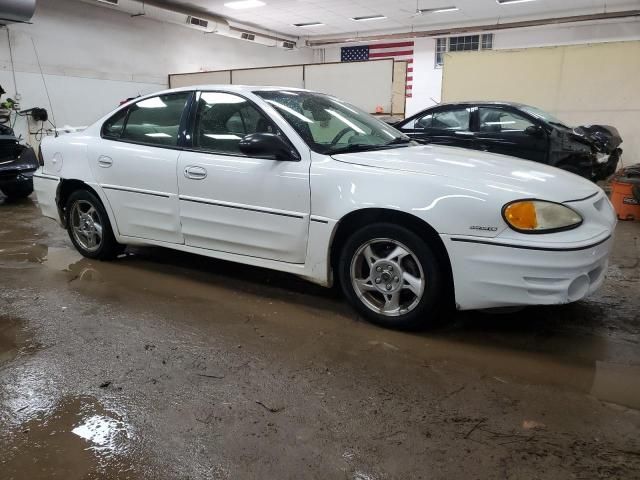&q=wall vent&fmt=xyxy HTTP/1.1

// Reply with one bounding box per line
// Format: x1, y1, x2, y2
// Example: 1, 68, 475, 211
188, 16, 209, 28
241, 32, 256, 41
282, 40, 296, 49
